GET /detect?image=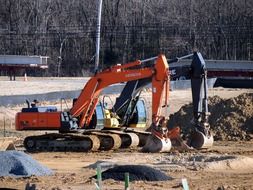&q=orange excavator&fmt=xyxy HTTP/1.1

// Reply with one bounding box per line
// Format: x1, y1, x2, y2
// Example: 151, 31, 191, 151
15, 52, 213, 152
